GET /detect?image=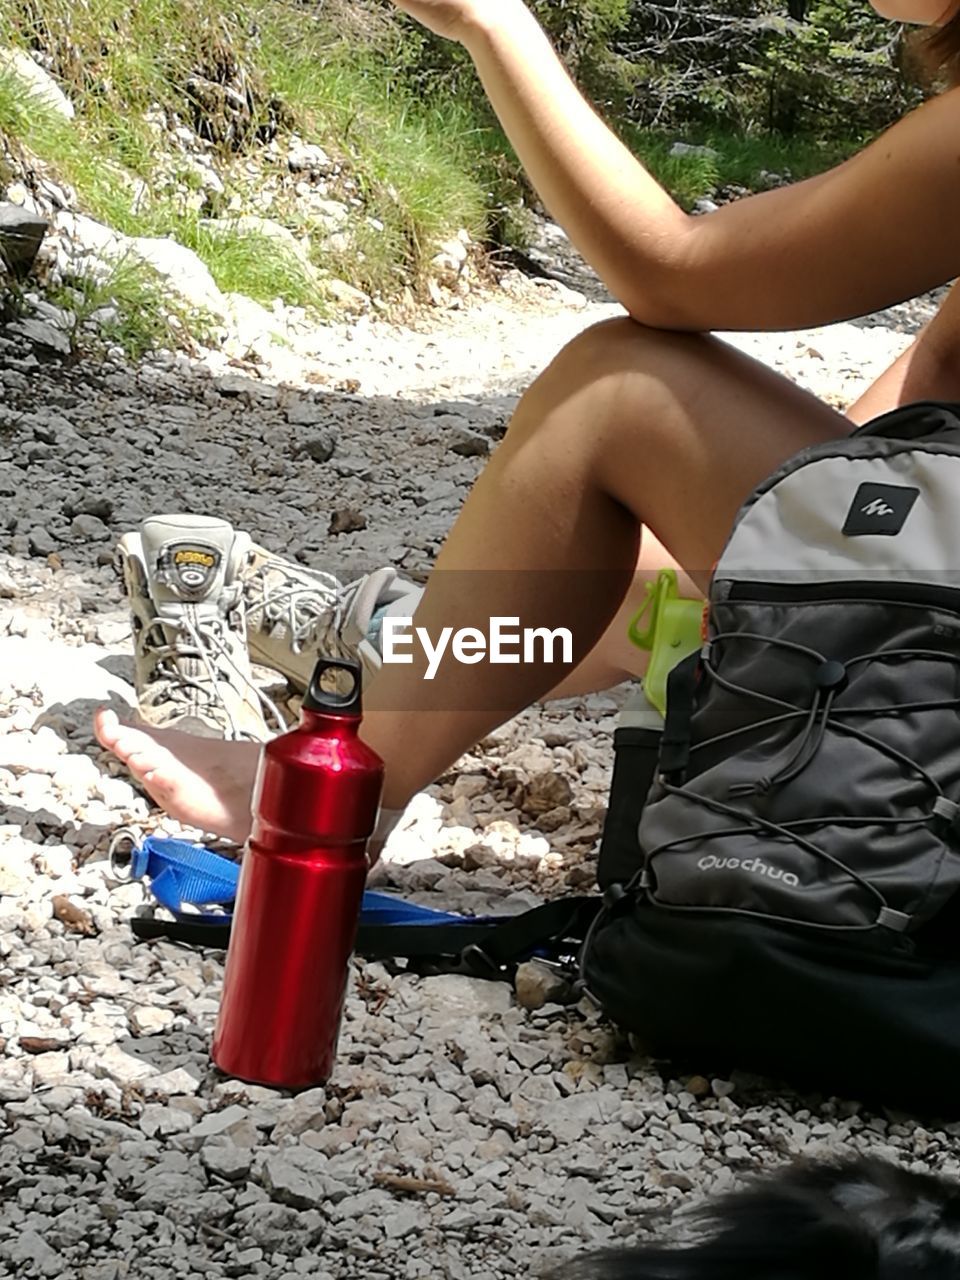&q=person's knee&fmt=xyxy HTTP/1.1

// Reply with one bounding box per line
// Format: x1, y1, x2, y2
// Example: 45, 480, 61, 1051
562, 315, 710, 376
504, 316, 711, 452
